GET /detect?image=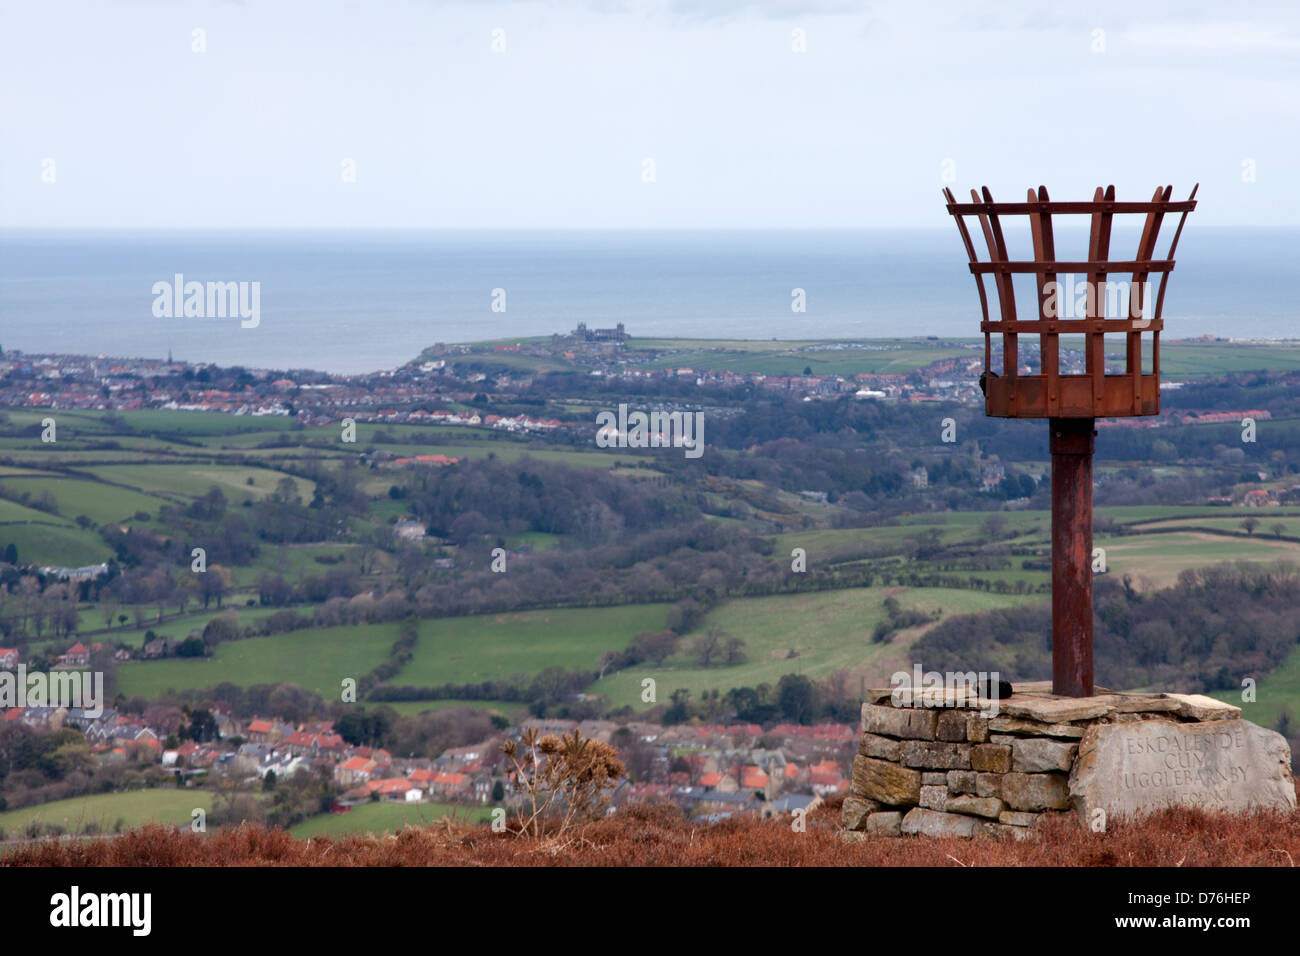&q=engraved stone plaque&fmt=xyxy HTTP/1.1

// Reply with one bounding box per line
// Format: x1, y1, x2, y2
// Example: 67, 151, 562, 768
1069, 718, 1296, 821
